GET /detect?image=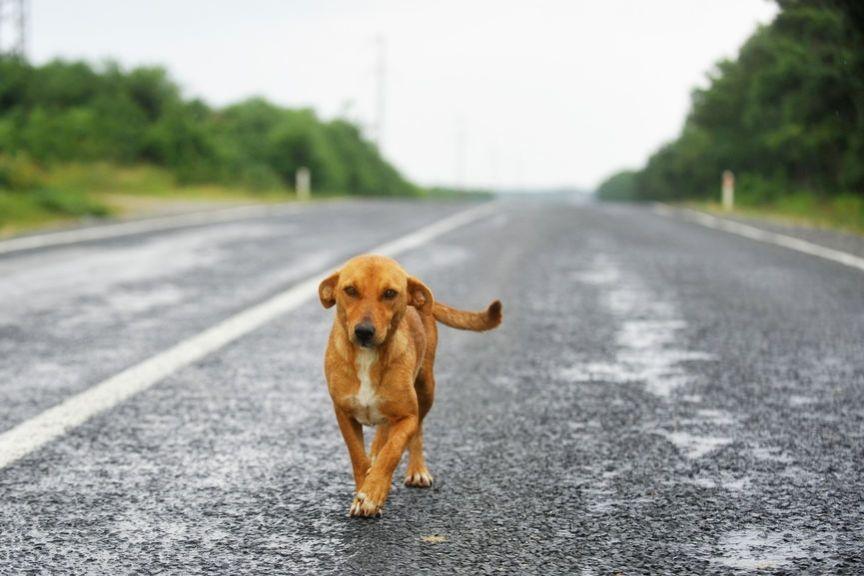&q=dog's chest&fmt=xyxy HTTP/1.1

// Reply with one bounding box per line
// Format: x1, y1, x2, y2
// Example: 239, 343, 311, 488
351, 349, 385, 426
